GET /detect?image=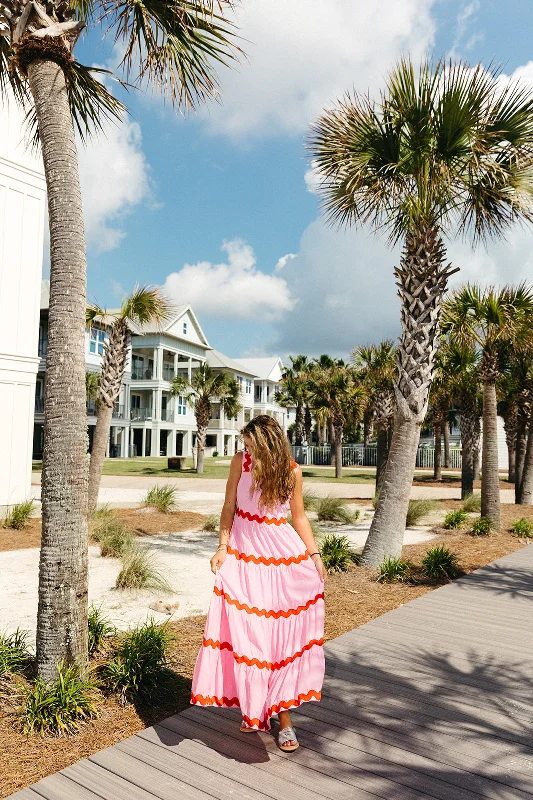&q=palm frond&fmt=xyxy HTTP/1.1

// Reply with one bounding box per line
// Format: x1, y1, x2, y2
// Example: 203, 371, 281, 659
102, 0, 241, 109
66, 62, 126, 143
86, 304, 107, 325
121, 284, 174, 327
